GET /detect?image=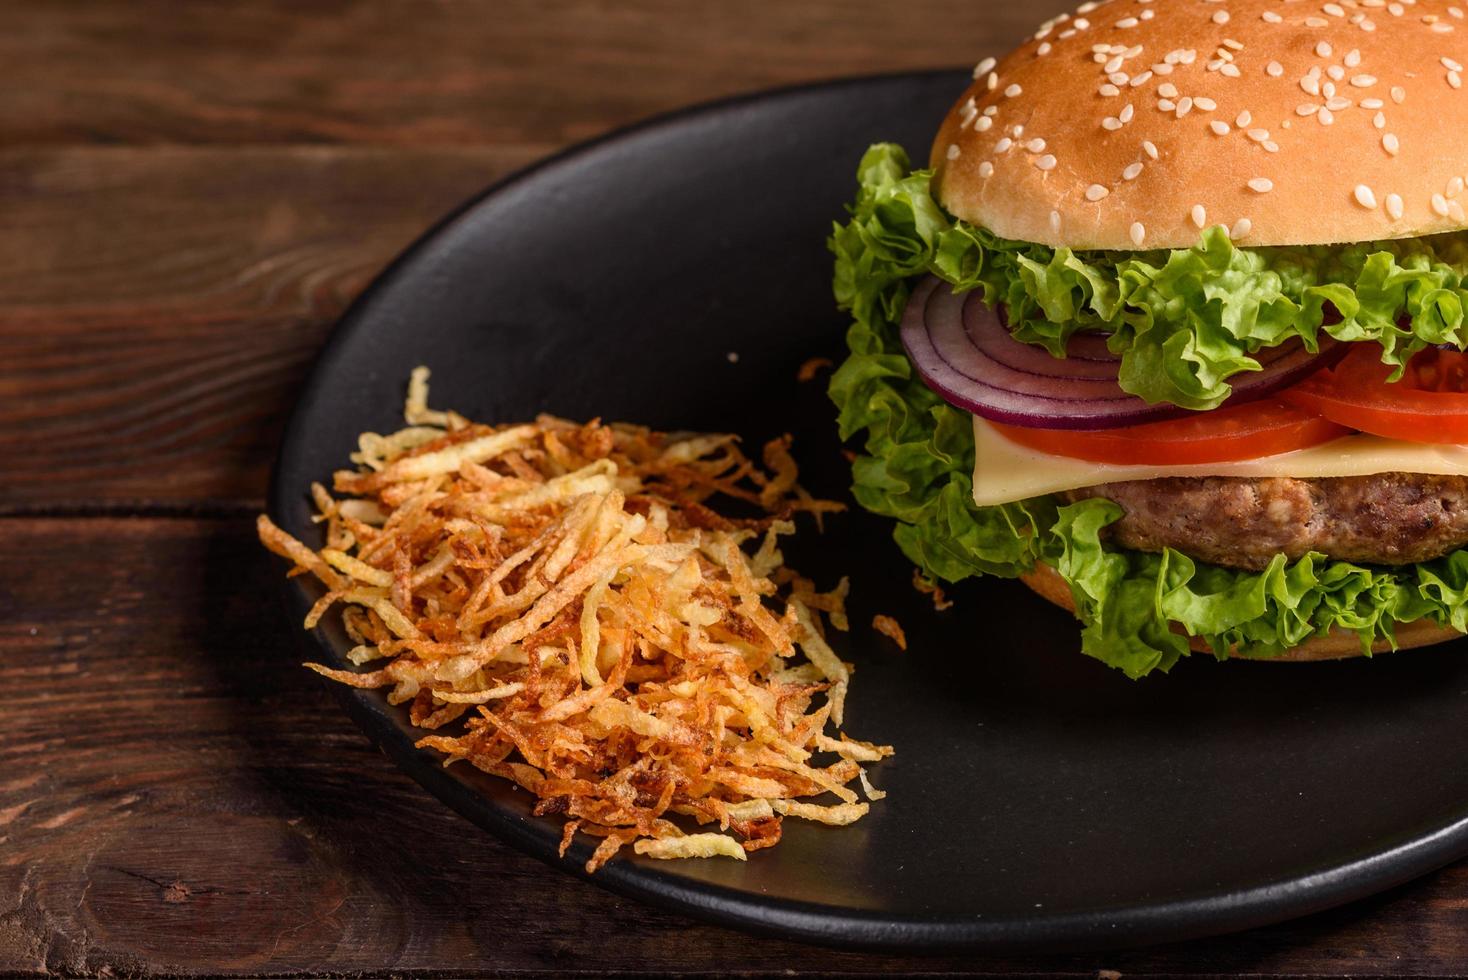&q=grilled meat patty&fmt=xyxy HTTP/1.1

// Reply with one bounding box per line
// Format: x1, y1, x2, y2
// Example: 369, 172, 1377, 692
1063, 473, 1468, 571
